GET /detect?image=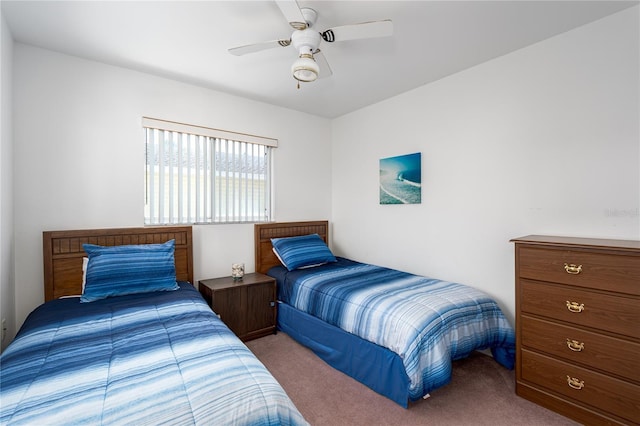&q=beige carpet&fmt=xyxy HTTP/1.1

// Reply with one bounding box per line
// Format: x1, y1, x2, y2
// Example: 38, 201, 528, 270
246, 332, 580, 426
